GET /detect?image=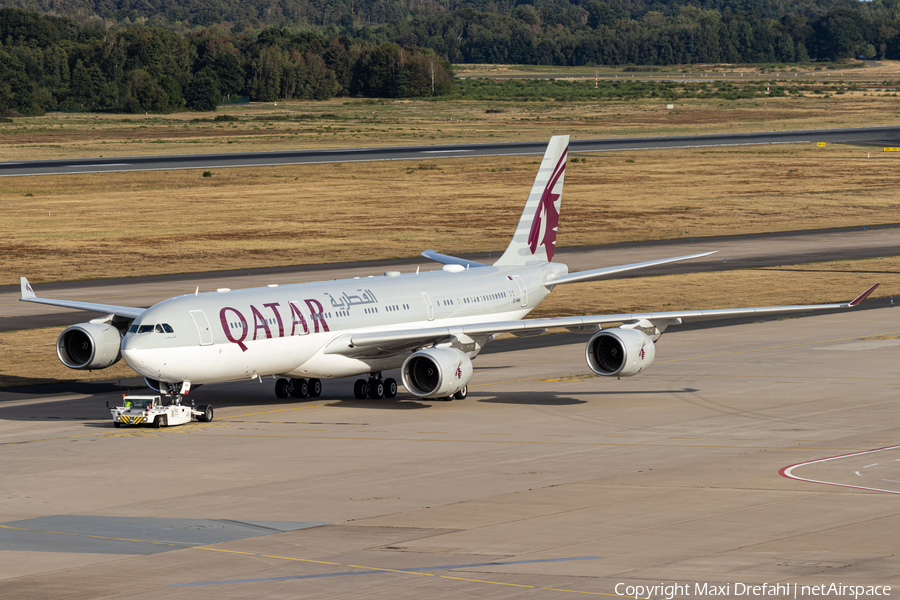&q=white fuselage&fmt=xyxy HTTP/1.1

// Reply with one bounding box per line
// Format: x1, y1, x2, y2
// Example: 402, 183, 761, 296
121, 262, 567, 385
